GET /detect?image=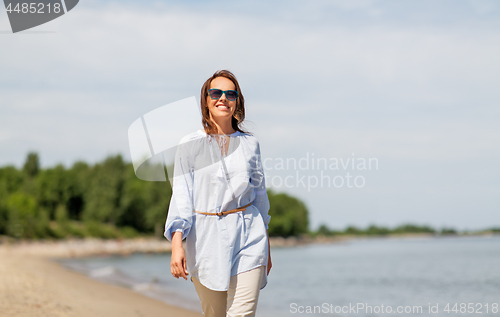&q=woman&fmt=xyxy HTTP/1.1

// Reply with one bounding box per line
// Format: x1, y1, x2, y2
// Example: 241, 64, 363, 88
164, 69, 272, 317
